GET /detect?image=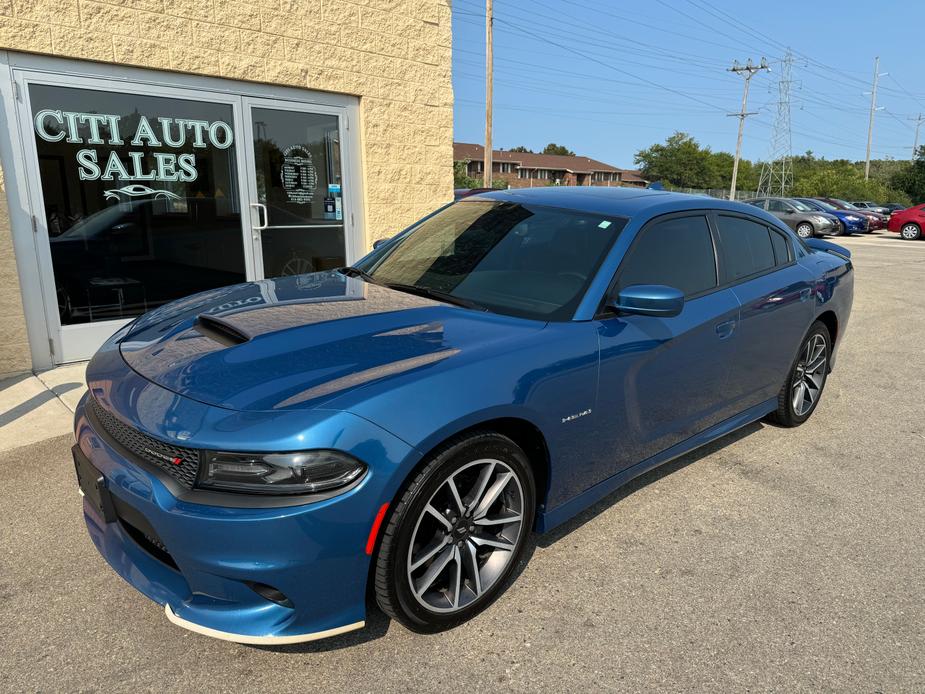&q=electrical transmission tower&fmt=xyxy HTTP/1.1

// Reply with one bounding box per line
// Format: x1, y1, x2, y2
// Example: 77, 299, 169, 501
757, 50, 794, 197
